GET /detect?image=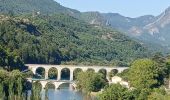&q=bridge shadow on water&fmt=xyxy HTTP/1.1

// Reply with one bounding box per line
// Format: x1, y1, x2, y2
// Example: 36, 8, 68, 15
27, 81, 96, 100
41, 89, 96, 100
33, 82, 96, 100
